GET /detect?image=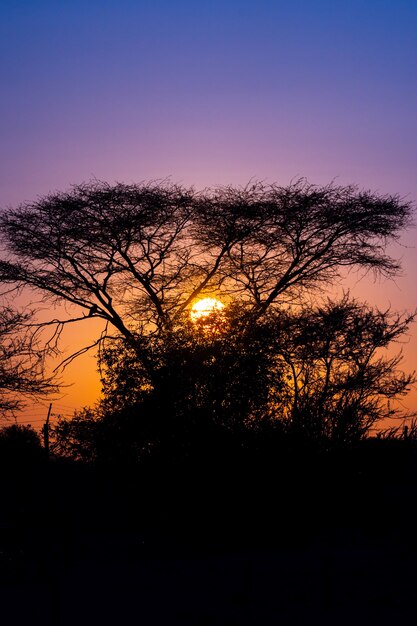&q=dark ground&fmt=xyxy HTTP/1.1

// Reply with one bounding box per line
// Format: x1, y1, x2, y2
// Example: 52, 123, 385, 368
1, 440, 417, 625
